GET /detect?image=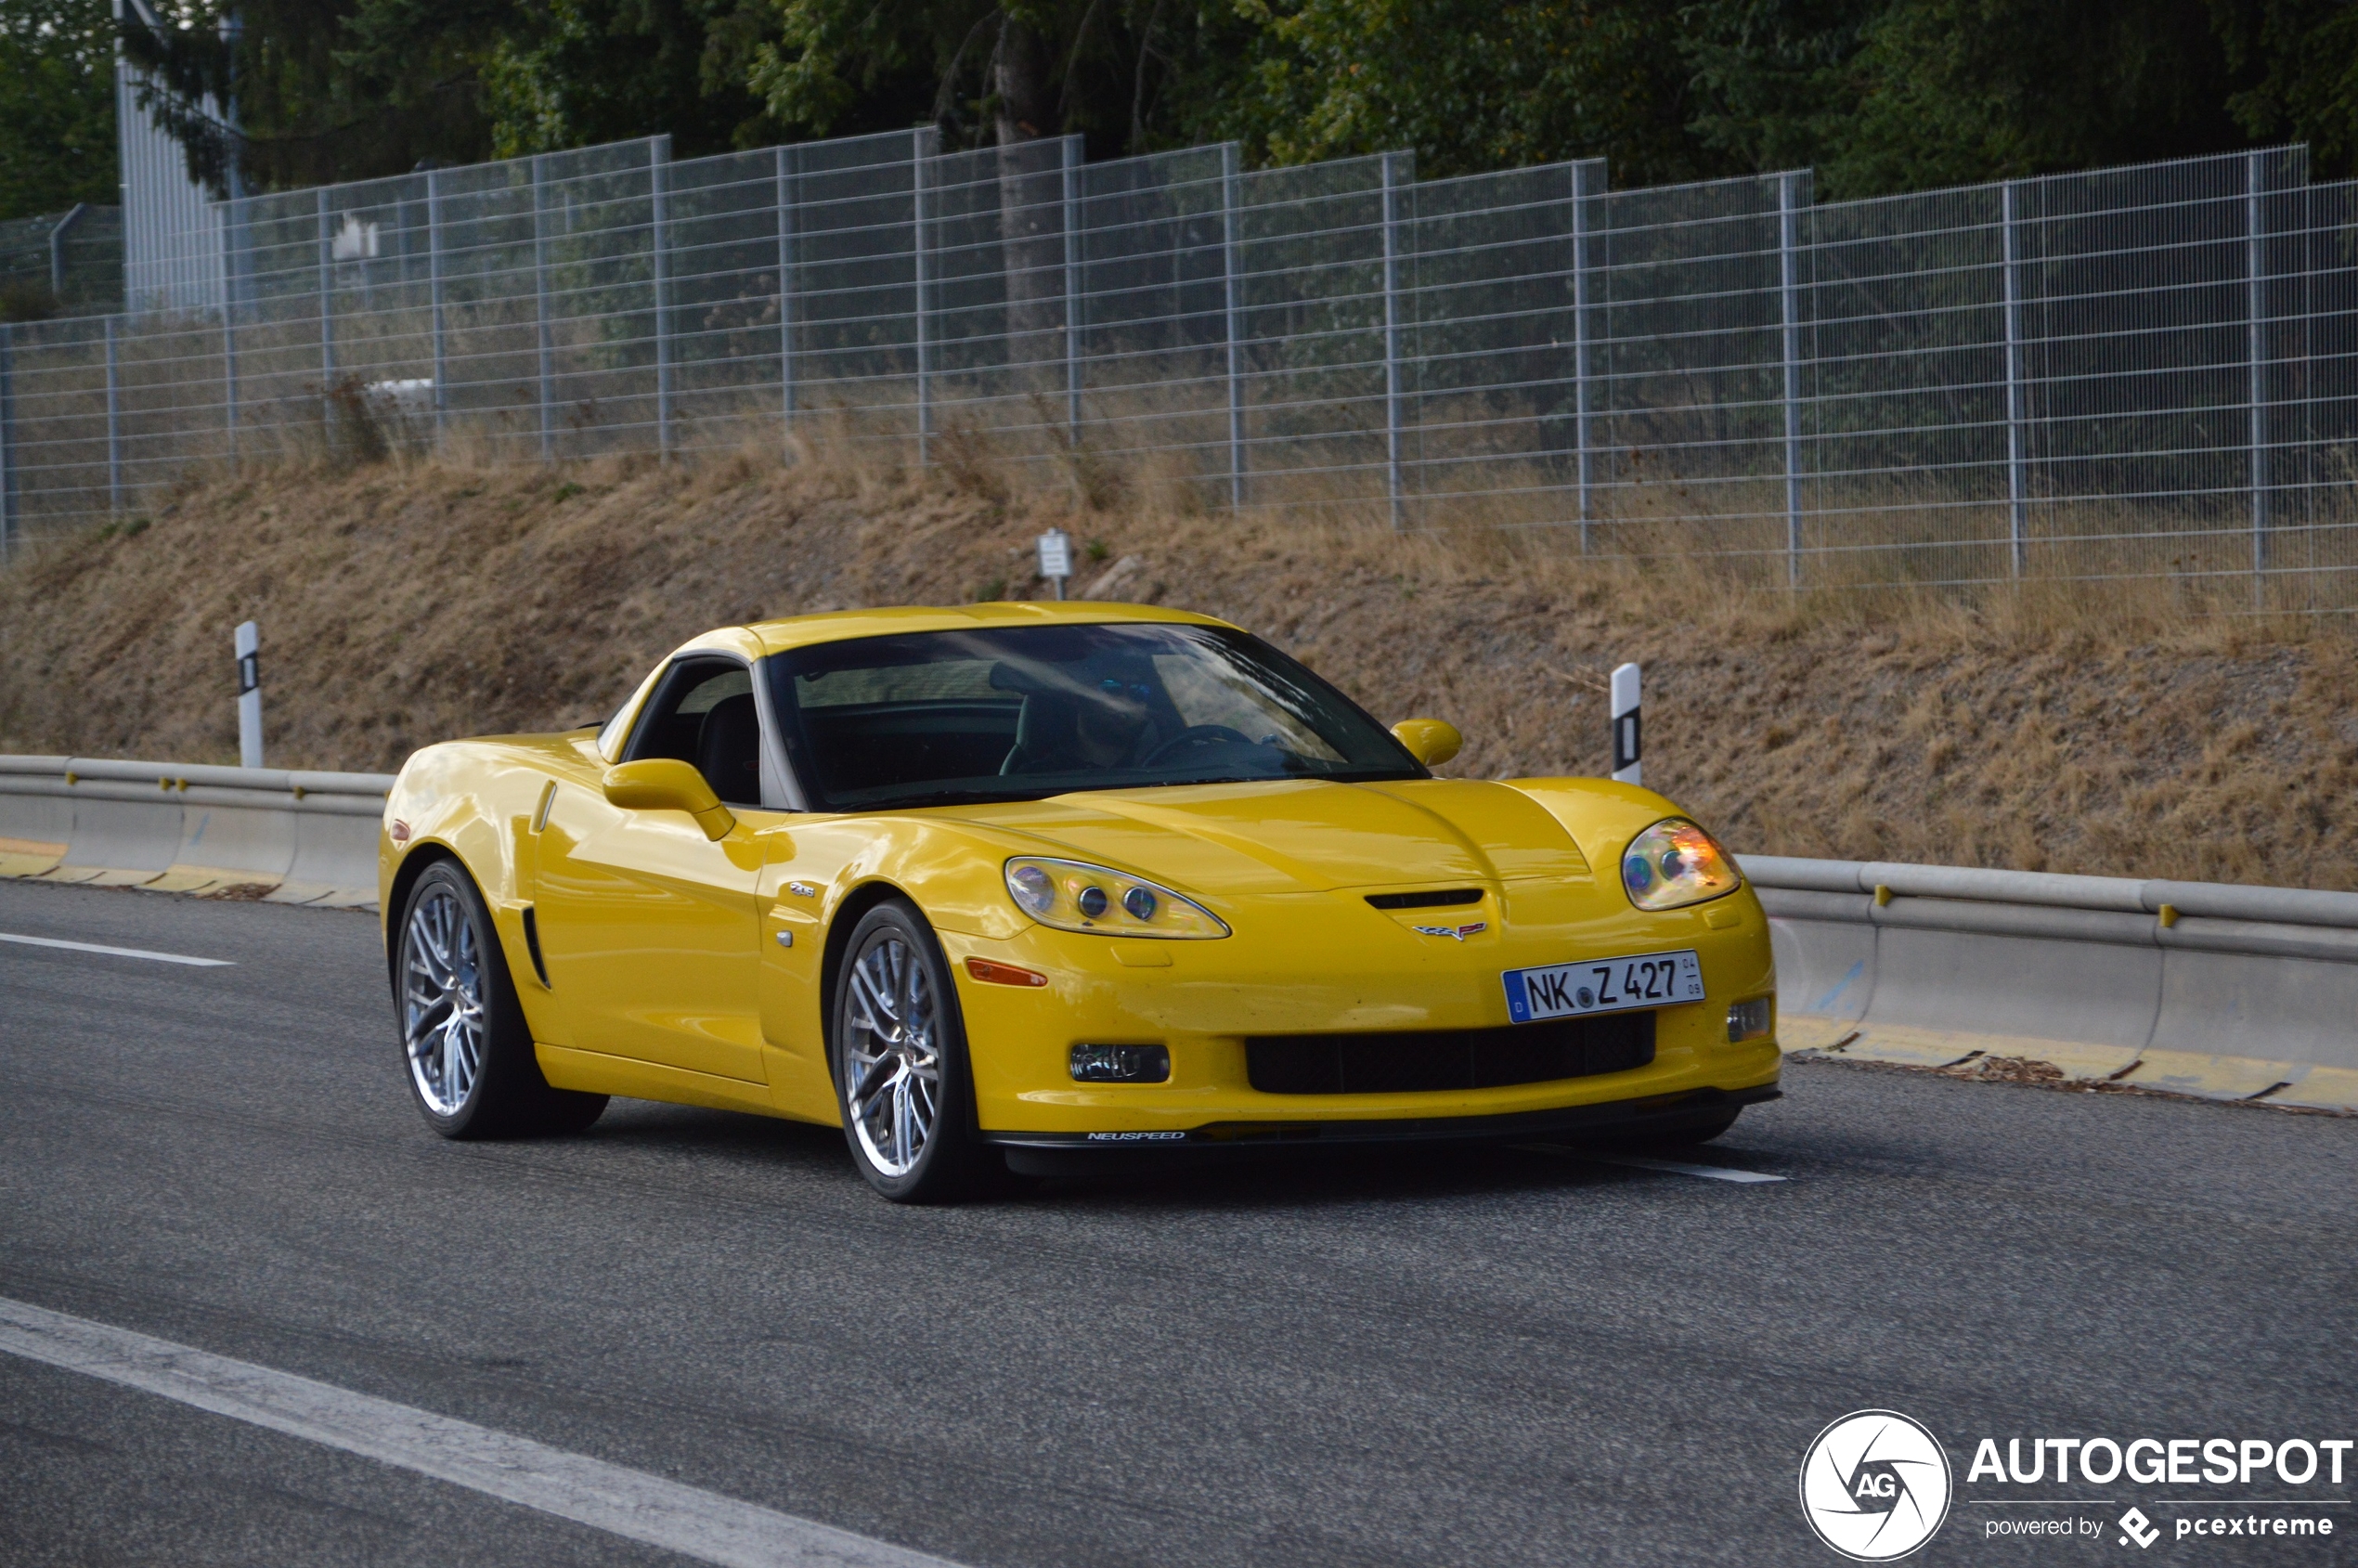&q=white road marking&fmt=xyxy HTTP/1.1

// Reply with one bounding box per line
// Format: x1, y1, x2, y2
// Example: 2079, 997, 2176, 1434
0, 931, 233, 967
1587, 1154, 1788, 1185
0, 1296, 961, 1568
